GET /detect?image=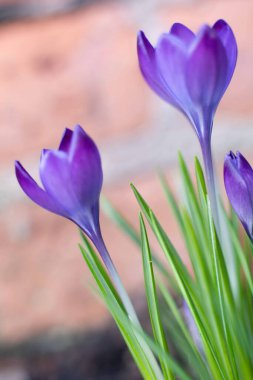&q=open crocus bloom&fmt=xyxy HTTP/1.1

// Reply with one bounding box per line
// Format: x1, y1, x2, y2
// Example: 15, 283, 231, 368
137, 19, 237, 146
15, 125, 103, 242
224, 151, 253, 241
